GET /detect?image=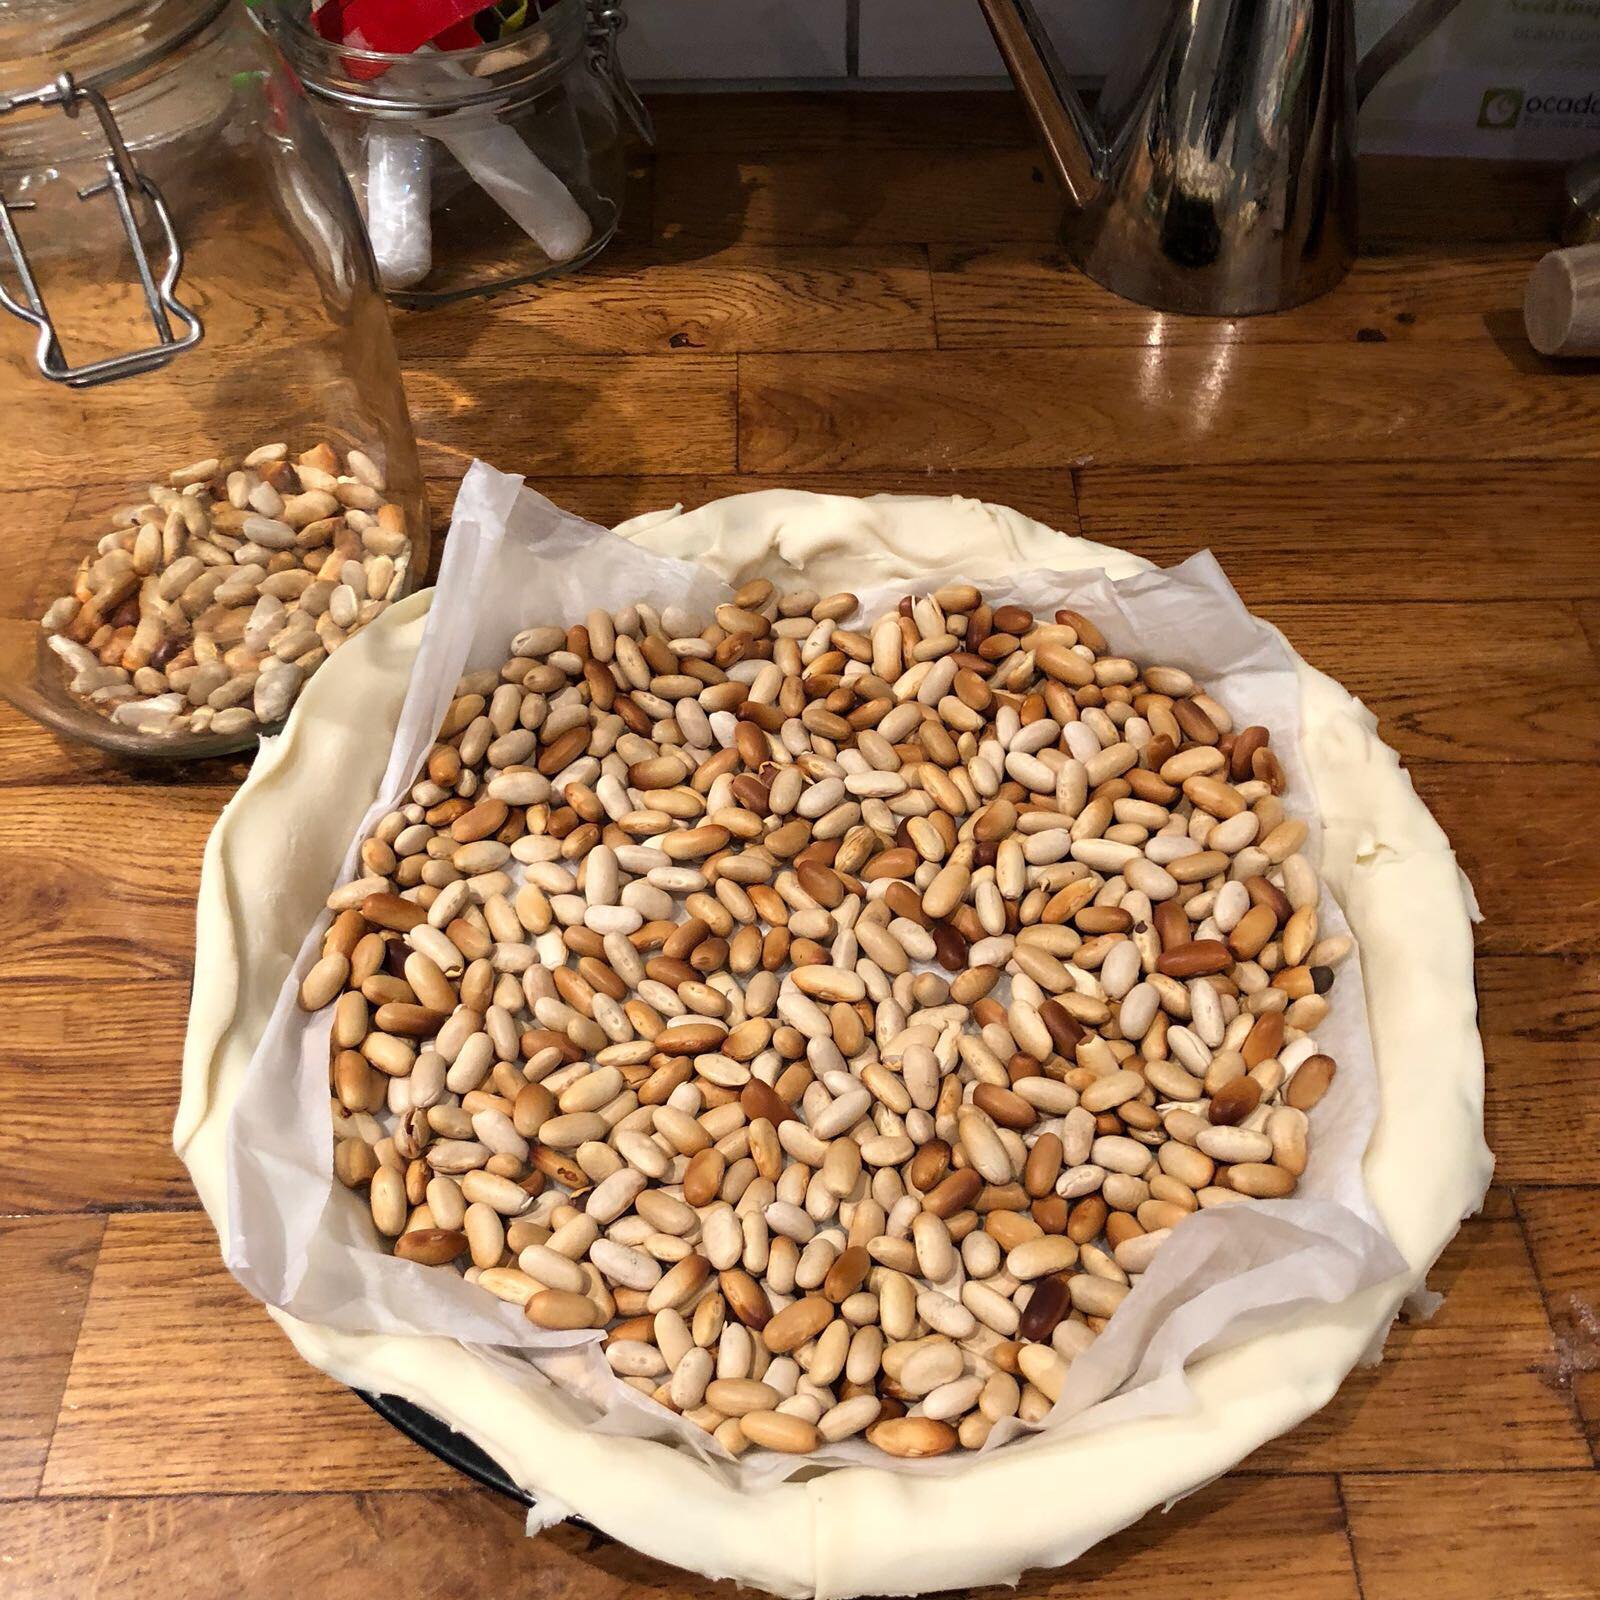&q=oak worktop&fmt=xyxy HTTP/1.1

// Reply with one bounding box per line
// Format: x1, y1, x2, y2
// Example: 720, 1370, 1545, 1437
2, 92, 1598, 1600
